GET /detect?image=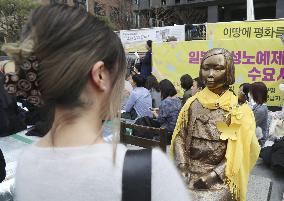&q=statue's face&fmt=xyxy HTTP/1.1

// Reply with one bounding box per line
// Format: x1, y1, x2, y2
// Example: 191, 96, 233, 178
201, 54, 227, 91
